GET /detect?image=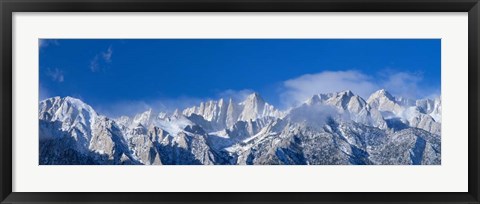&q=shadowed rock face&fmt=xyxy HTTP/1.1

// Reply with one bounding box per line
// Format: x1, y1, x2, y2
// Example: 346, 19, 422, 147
126, 125, 165, 165
39, 90, 441, 165
231, 120, 440, 165
39, 120, 139, 165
